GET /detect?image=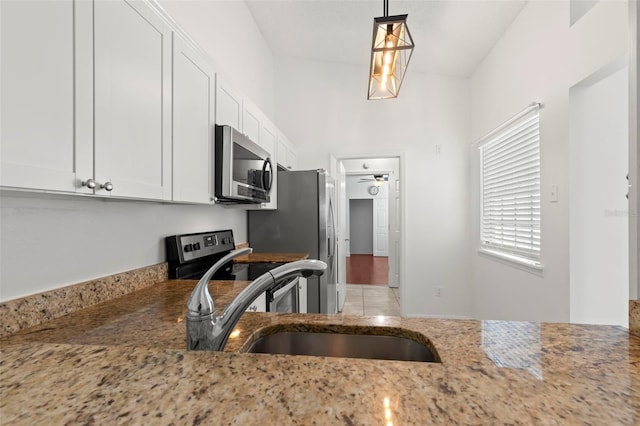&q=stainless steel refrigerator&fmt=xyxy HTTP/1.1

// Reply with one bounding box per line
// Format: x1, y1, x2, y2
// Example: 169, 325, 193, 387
248, 169, 337, 314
